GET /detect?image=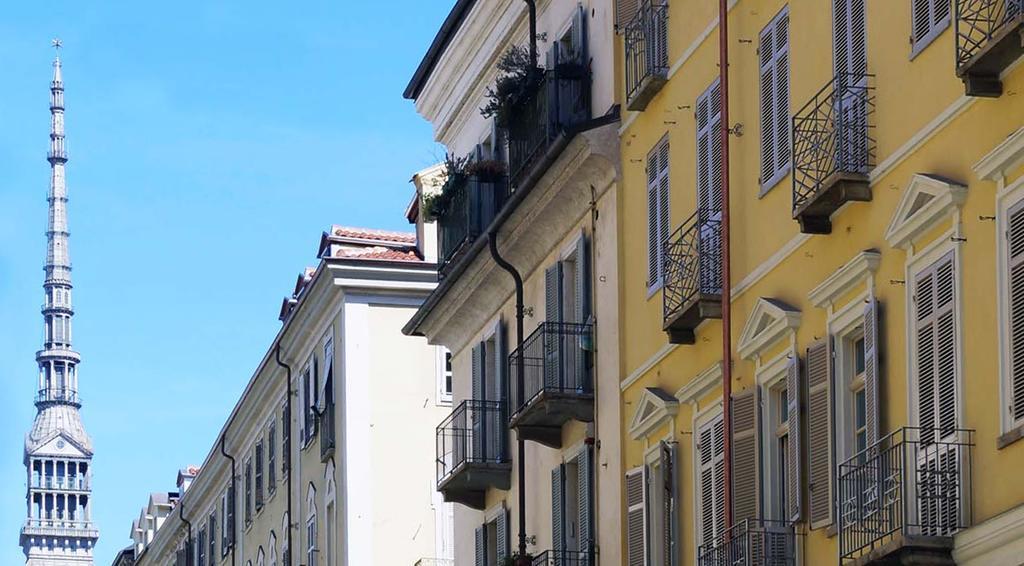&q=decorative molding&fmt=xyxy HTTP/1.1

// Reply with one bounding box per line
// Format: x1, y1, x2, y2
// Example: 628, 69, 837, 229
974, 127, 1024, 181
737, 298, 801, 361
808, 250, 882, 308
953, 503, 1024, 565
732, 233, 812, 300
885, 173, 968, 250
621, 342, 677, 391
628, 387, 680, 440
675, 362, 723, 405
